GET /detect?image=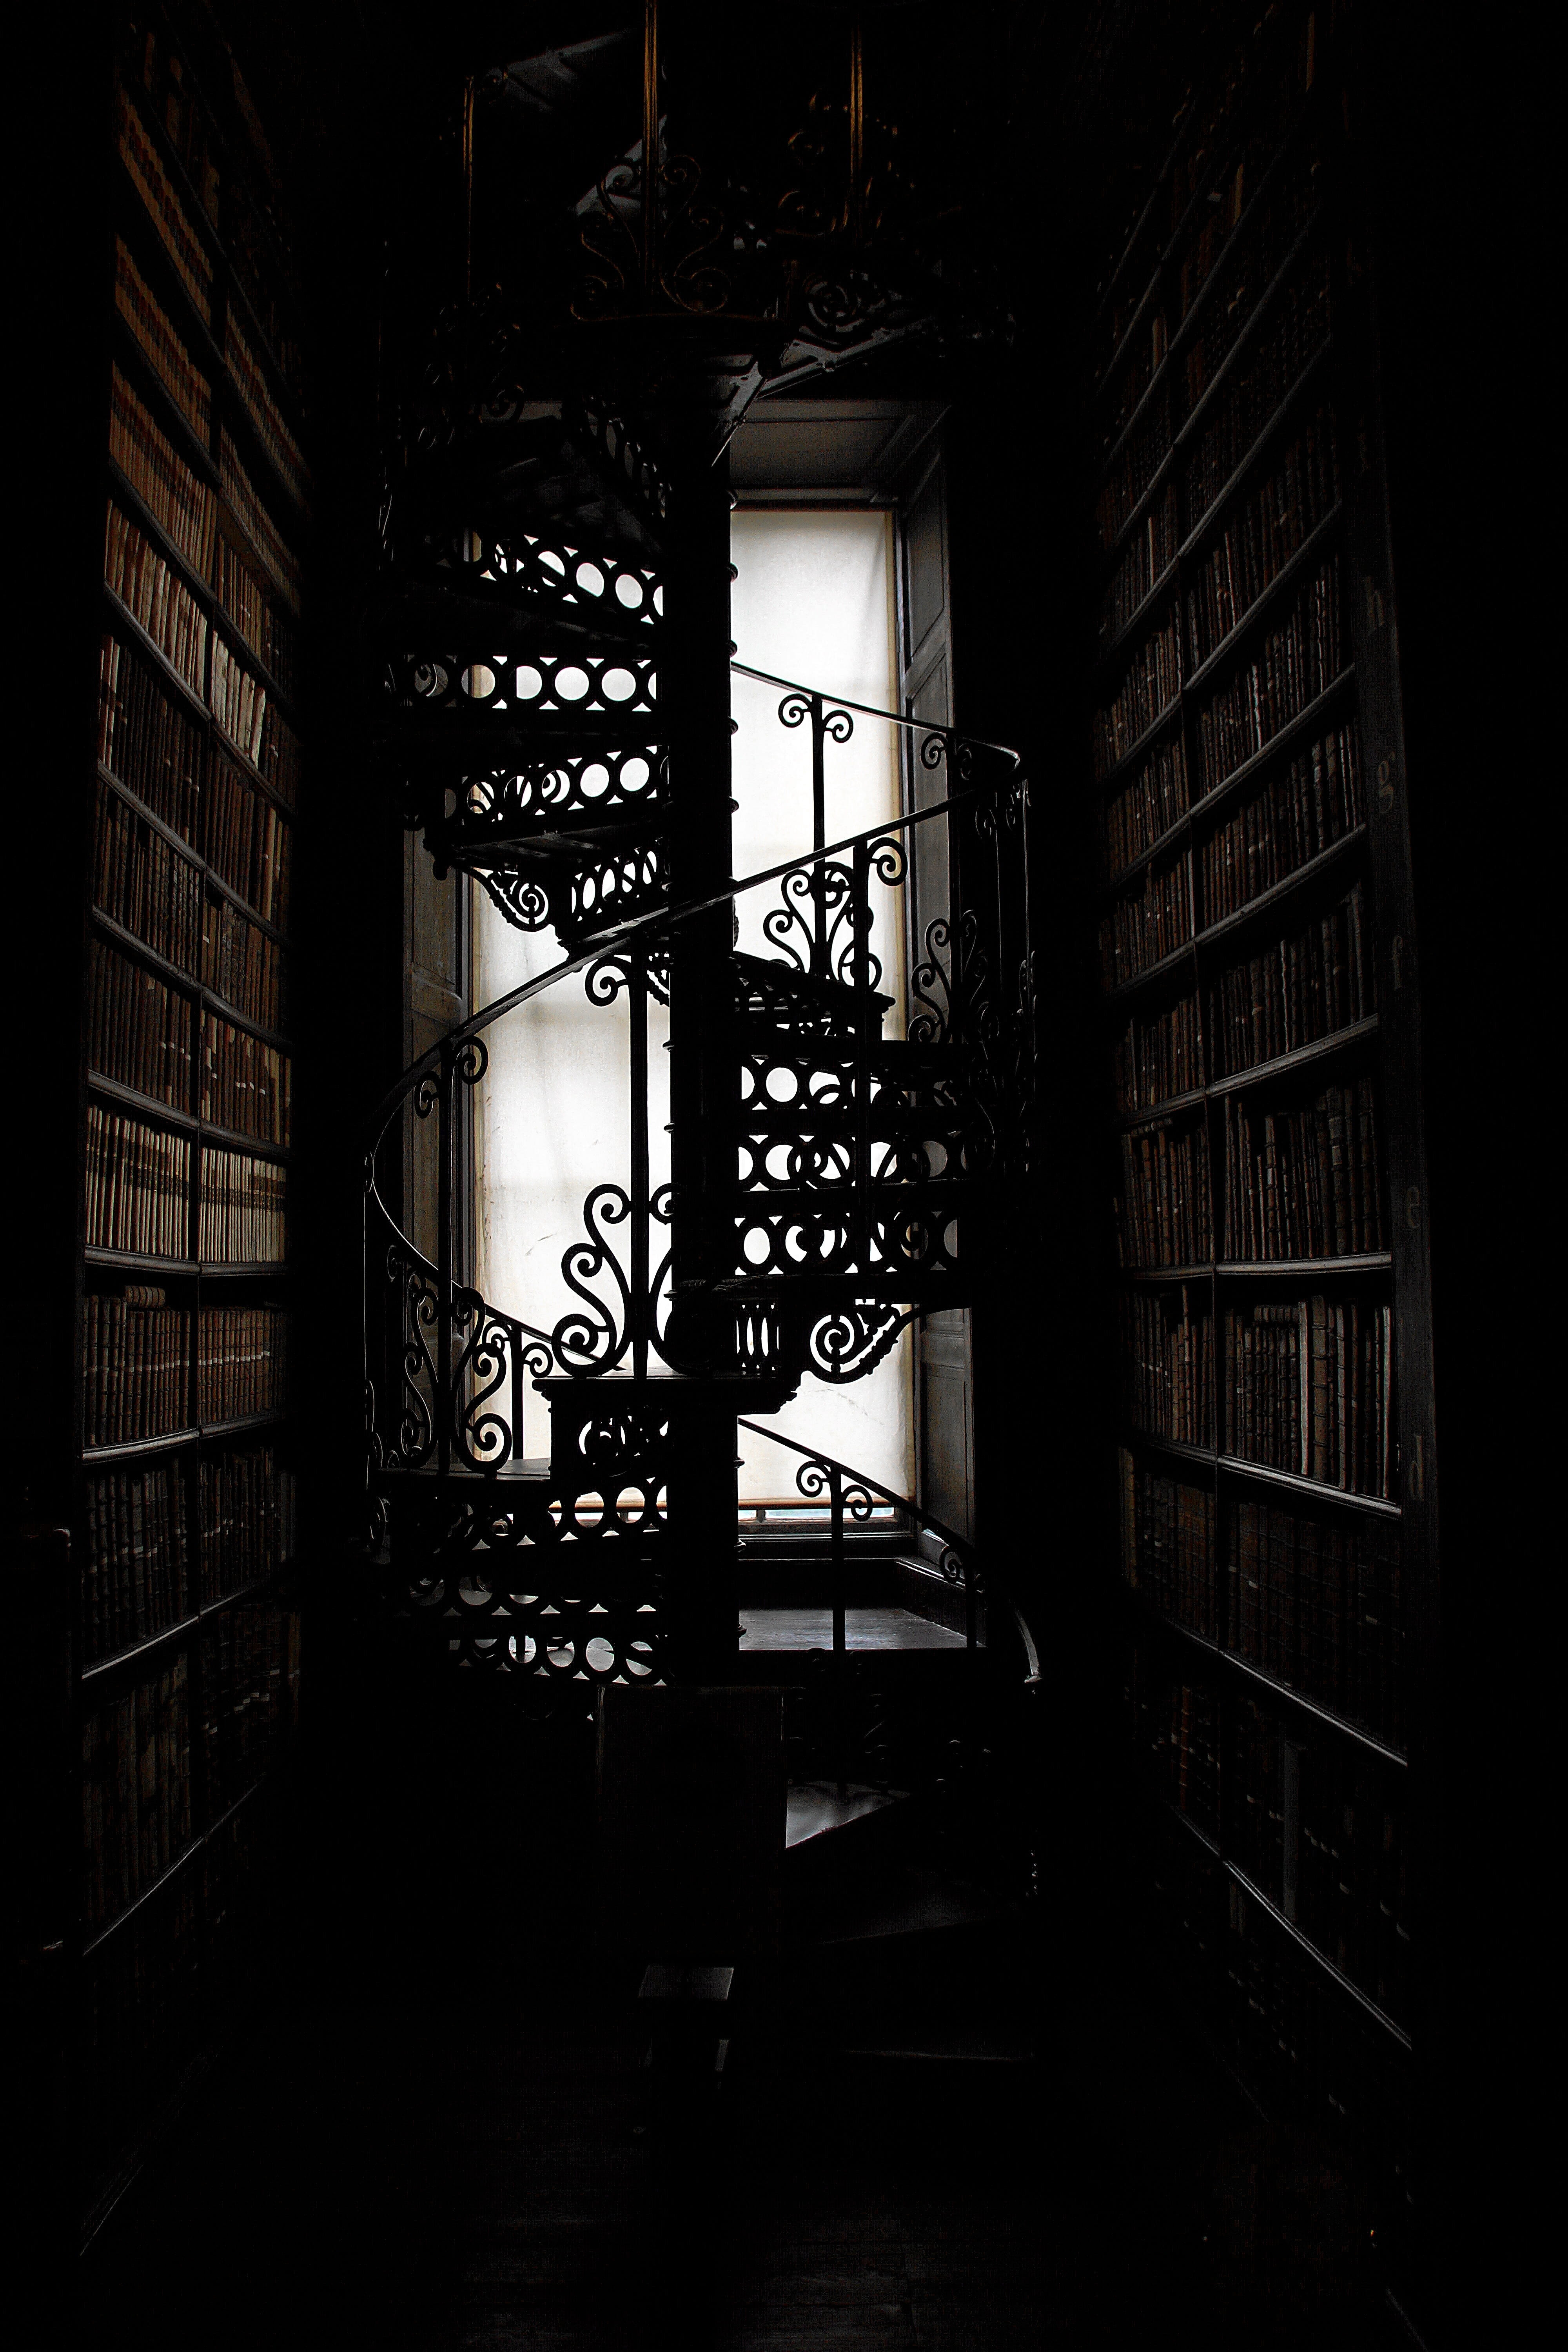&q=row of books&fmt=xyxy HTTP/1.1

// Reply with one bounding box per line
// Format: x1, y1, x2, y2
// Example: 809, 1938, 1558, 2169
1134, 1656, 1411, 2028
1095, 117, 1329, 557
1100, 483, 1180, 651
198, 1149, 287, 1263
106, 499, 208, 702
91, 985, 289, 1141
125, 22, 221, 225
199, 1446, 289, 1605
1104, 735, 1190, 881
1176, 156, 1248, 325
201, 1017, 291, 1145
1199, 722, 1362, 924
80, 1867, 200, 2180
1118, 1450, 1220, 1639
1223, 1296, 1395, 1497
88, 937, 191, 1110
99, 629, 204, 840
203, 892, 285, 1033
1086, 0, 1315, 397
1099, 142, 1244, 450
104, 524, 297, 873
1181, 139, 1323, 414
1193, 556, 1344, 793
1220, 1076, 1385, 1260
220, 429, 302, 616
121, 42, 308, 443
82, 1290, 290, 1445
82, 1292, 189, 1448
216, 534, 300, 701
99, 633, 294, 930
1099, 846, 1192, 987
1185, 253, 1333, 531
94, 784, 201, 977
1117, 1453, 1405, 1746
1096, 389, 1173, 554
209, 635, 269, 769
1230, 1698, 1410, 2023
115, 233, 210, 445
1093, 609, 1182, 779
118, 82, 211, 323
1152, 1825, 1411, 2184
87, 1105, 190, 1260
206, 752, 292, 927
1100, 720, 1360, 967
81, 1653, 193, 1935
1206, 879, 1370, 1076
111, 381, 295, 797
83, 1460, 190, 1662
201, 1306, 288, 1425
1115, 1120, 1213, 1269
1233, 1497, 1404, 1749
1133, 1660, 1221, 1840
199, 1601, 290, 1817
1114, 993, 1201, 1112
225, 308, 312, 515
1185, 410, 1339, 668
109, 363, 215, 579
1120, 1286, 1214, 1447
258, 700, 303, 811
